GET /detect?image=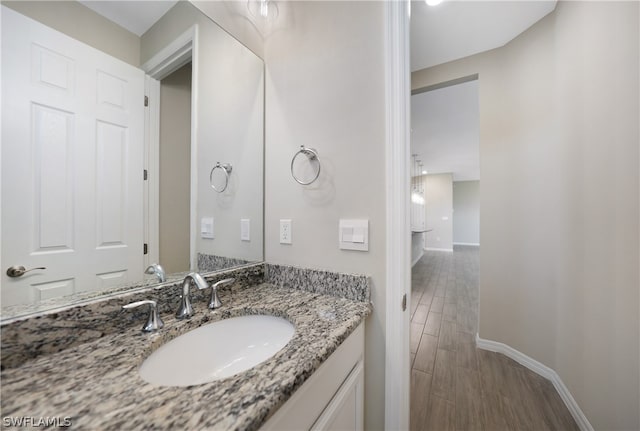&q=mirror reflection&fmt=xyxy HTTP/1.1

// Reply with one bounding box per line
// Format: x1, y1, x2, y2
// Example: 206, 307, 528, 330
0, 1, 264, 317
